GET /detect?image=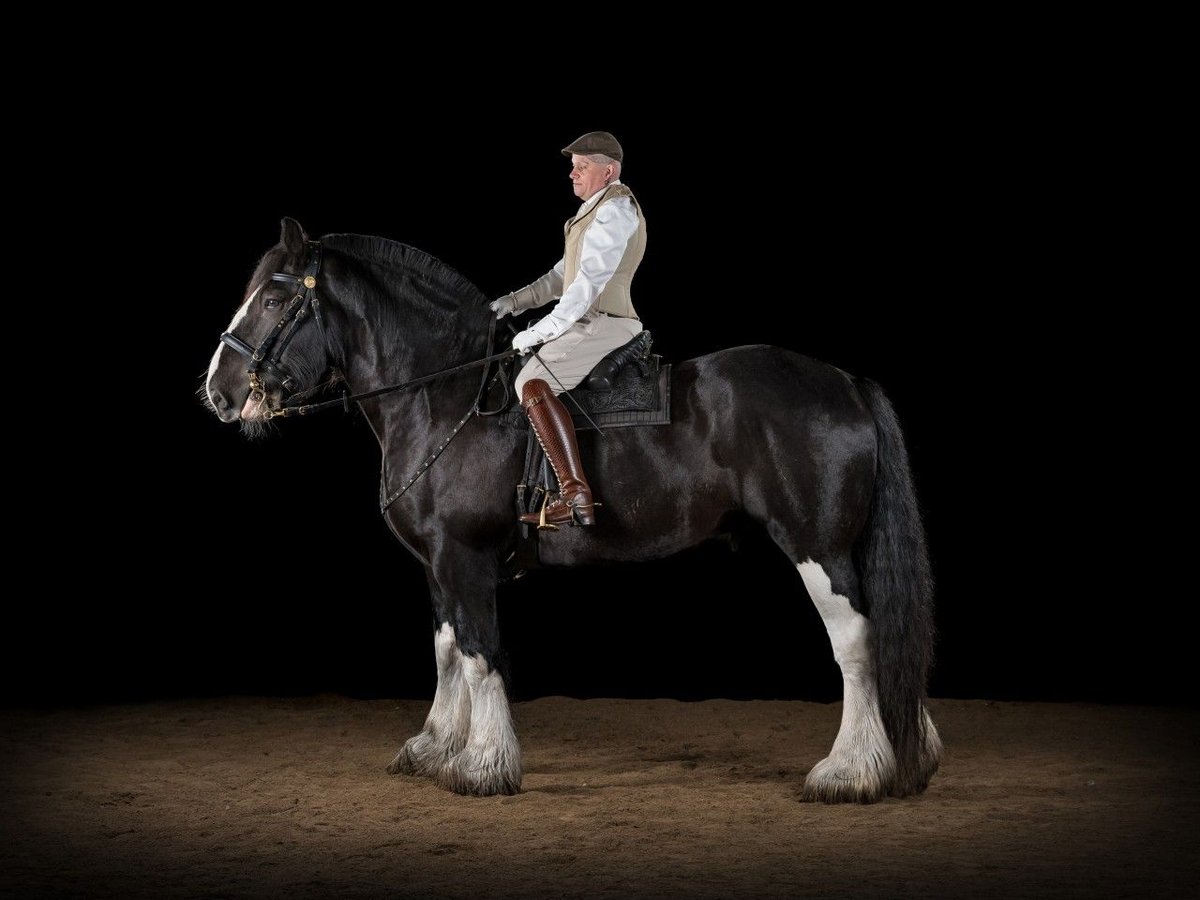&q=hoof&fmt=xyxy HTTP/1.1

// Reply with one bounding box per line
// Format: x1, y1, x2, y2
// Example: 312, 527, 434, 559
386, 745, 418, 777
387, 731, 458, 778
800, 750, 896, 804
888, 711, 943, 797
436, 746, 522, 796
